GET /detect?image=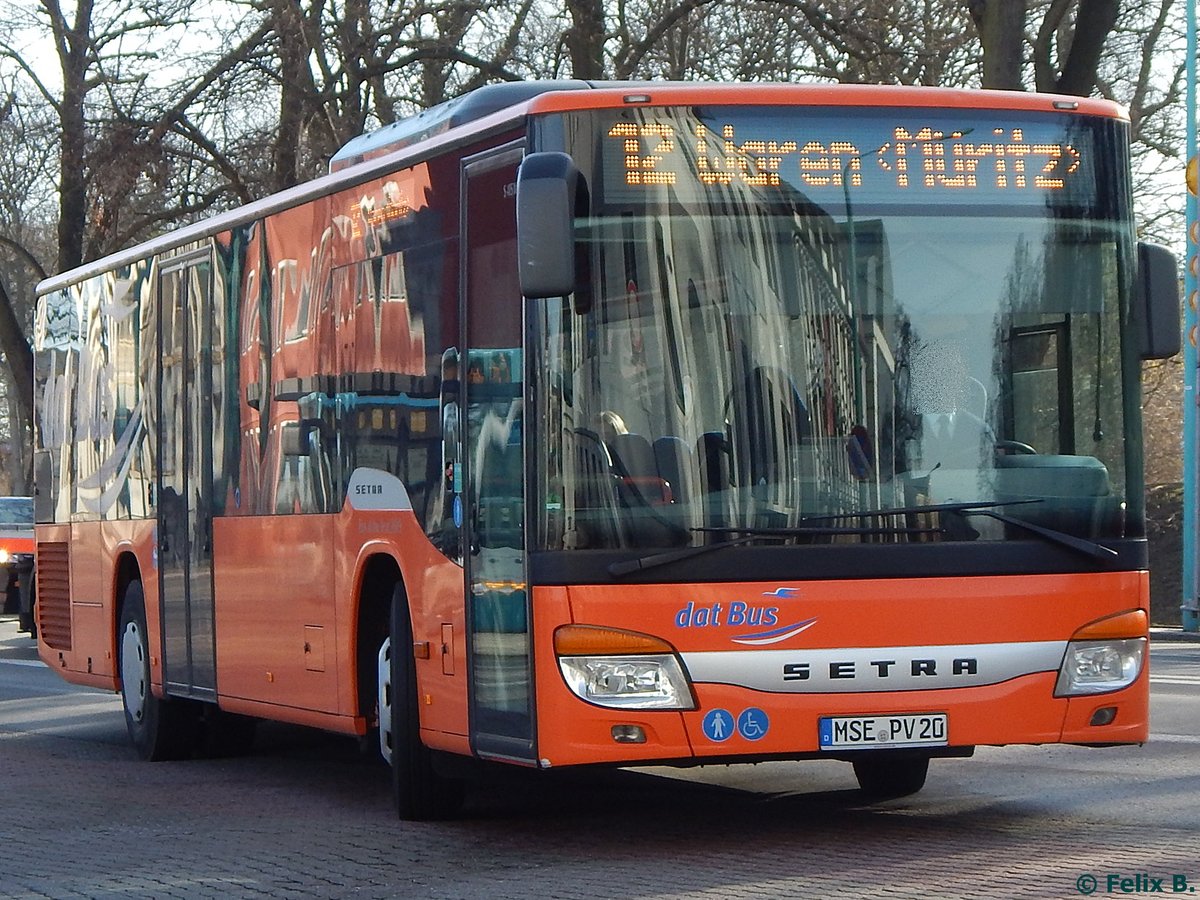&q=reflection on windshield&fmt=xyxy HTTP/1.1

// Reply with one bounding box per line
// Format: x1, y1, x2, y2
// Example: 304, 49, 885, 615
534, 139, 1133, 555
0, 497, 34, 527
